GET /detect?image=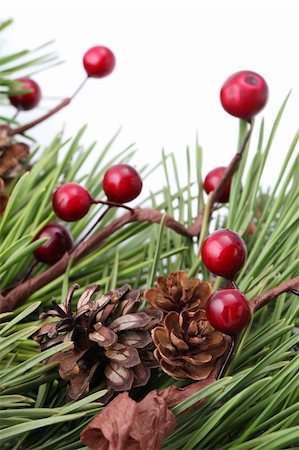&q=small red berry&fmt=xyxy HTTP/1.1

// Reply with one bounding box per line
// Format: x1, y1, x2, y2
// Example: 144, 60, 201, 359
34, 222, 73, 264
206, 288, 252, 335
52, 183, 92, 222
103, 164, 142, 203
83, 46, 115, 78
201, 229, 247, 280
8, 78, 41, 111
220, 70, 269, 120
204, 167, 231, 203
